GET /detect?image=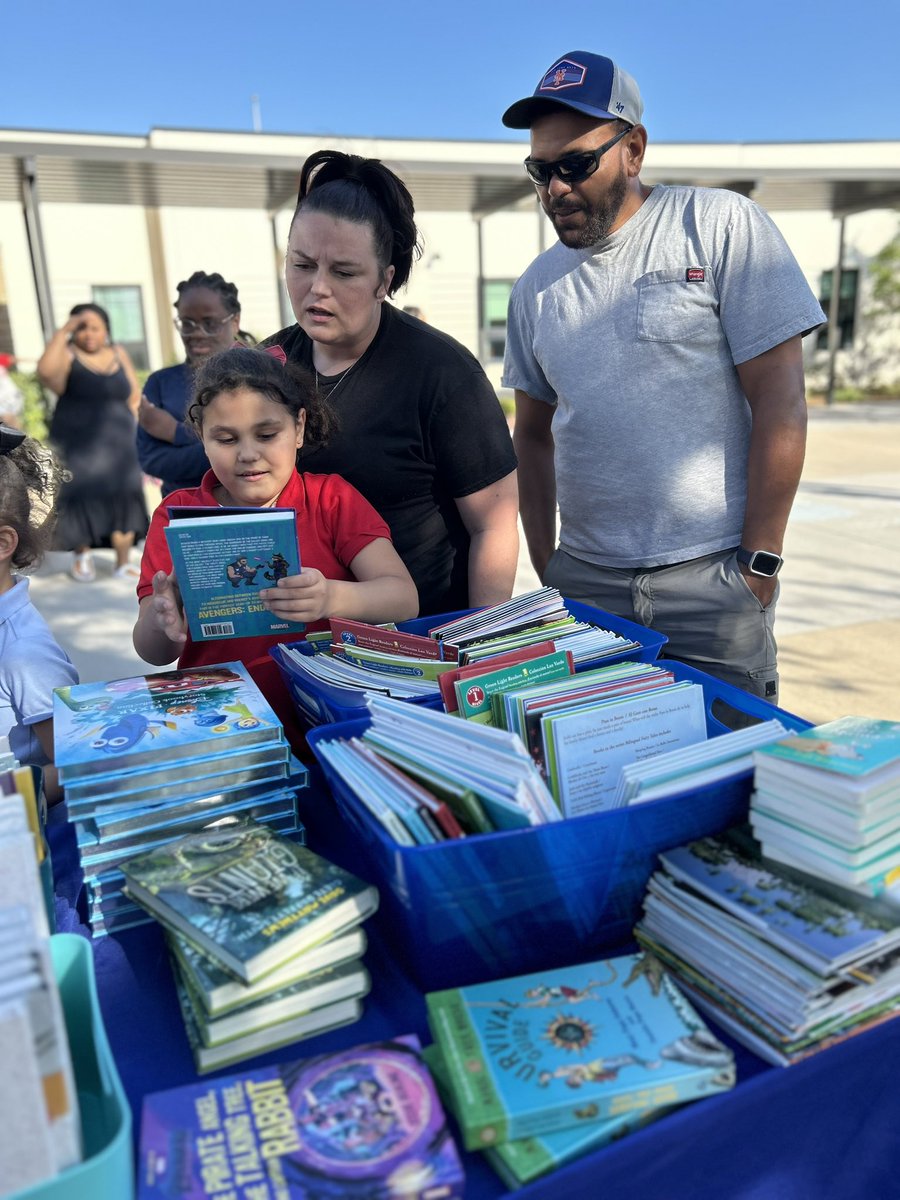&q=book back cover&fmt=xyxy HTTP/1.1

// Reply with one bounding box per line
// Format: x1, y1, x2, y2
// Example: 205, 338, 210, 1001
165, 507, 306, 641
